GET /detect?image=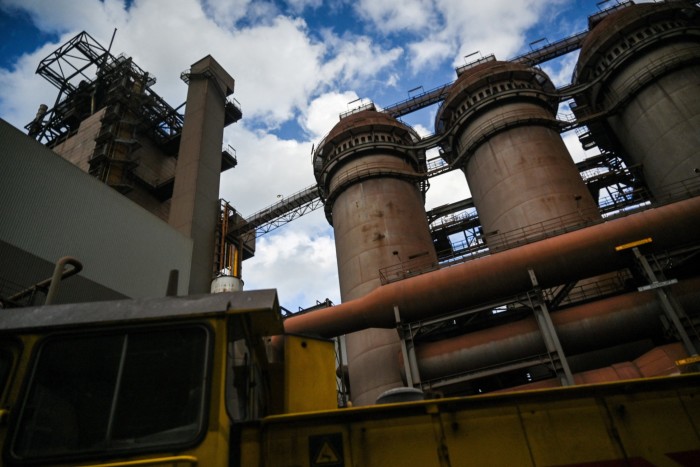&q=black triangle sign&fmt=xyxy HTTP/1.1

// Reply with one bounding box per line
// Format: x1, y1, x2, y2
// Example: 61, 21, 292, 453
309, 433, 344, 466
